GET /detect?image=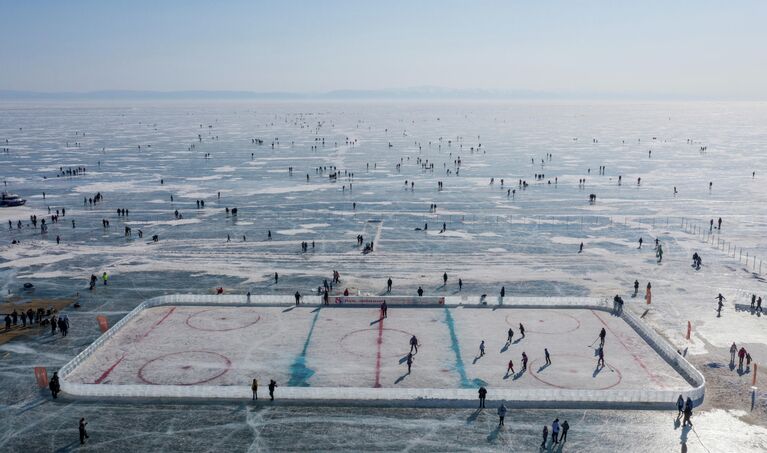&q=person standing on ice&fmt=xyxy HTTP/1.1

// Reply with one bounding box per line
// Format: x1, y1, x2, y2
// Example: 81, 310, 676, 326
599, 328, 606, 347
380, 301, 387, 319
387, 277, 392, 293
417, 286, 424, 297
507, 359, 515, 375
49, 372, 60, 399
274, 272, 278, 284
294, 291, 301, 306
79, 418, 89, 445
633, 280, 639, 297
578, 242, 583, 253
410, 335, 419, 354
478, 386, 487, 408
638, 237, 643, 249
561, 420, 569, 443
497, 402, 507, 426
544, 348, 551, 365
730, 343, 737, 366
551, 418, 560, 444
519, 323, 525, 338
718, 217, 722, 230
102, 272, 108, 285
683, 398, 693, 427
522, 352, 528, 370
479, 340, 485, 357
251, 378, 258, 400
442, 272, 448, 286
716, 296, 725, 317
507, 328, 514, 344
406, 353, 413, 374
268, 380, 277, 401
540, 425, 548, 448
458, 279, 463, 291
738, 347, 747, 370
677, 394, 684, 417
500, 287, 505, 299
